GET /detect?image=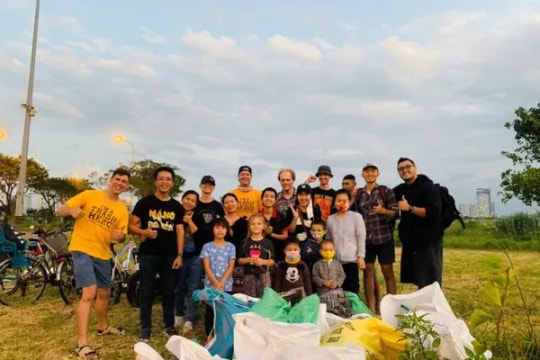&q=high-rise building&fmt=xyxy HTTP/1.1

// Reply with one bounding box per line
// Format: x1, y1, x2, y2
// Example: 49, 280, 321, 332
459, 204, 471, 217
476, 188, 492, 218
